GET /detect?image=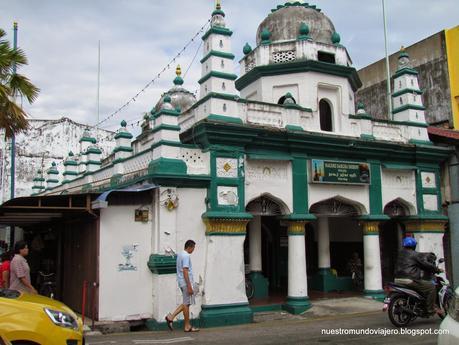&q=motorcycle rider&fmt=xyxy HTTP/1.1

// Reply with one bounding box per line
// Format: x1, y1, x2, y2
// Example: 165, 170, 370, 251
394, 237, 443, 316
